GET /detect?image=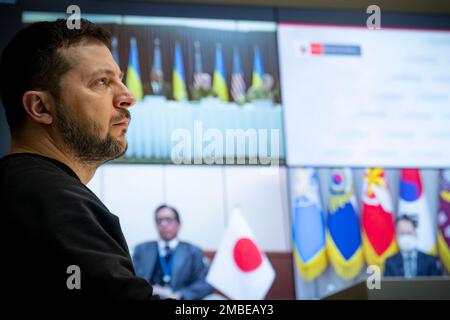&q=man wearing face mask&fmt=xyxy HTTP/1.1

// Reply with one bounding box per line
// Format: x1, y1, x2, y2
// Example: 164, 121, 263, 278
384, 215, 441, 278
